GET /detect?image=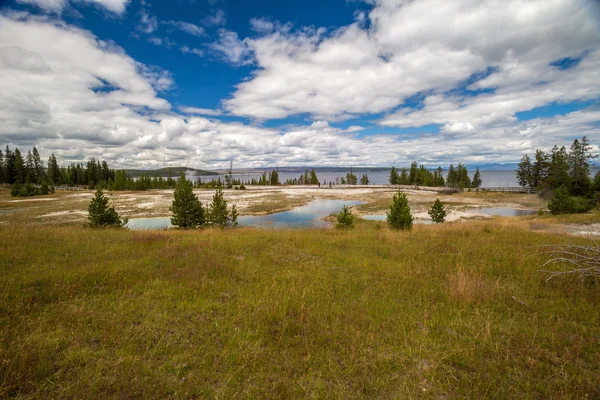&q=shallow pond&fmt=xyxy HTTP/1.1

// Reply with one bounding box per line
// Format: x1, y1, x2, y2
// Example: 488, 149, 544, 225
125, 199, 364, 230
470, 207, 537, 217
